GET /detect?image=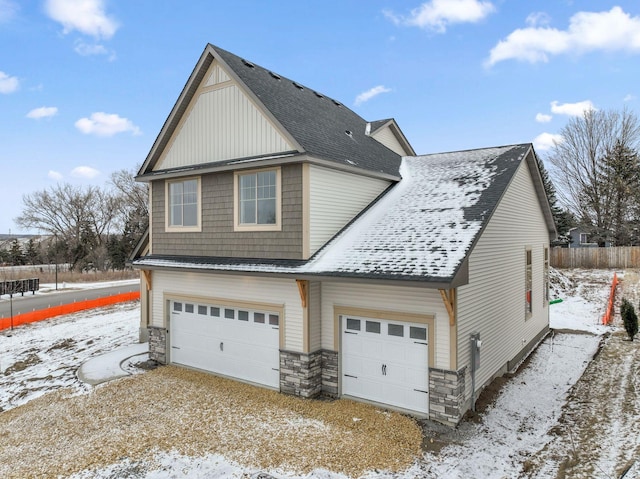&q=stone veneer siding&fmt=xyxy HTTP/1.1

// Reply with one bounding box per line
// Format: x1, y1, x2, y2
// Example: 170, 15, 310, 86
429, 366, 466, 426
279, 350, 322, 398
321, 350, 338, 396
148, 326, 167, 364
